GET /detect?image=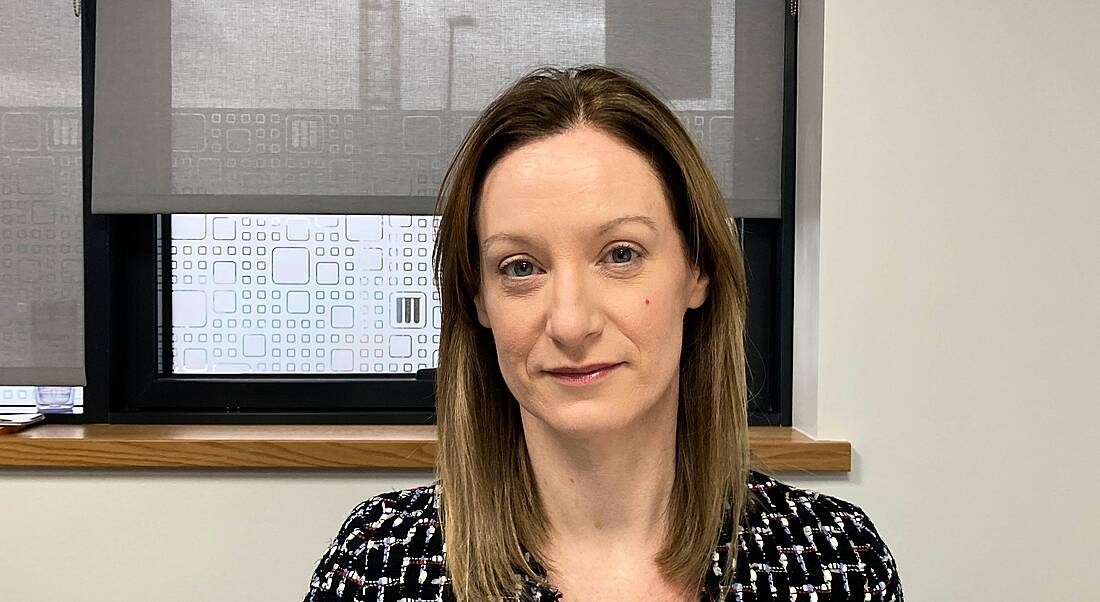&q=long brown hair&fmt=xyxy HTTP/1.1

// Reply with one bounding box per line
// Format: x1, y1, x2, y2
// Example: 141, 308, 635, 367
431, 65, 752, 600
